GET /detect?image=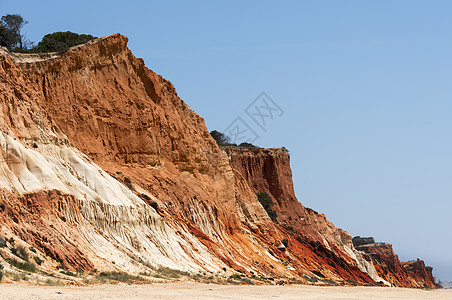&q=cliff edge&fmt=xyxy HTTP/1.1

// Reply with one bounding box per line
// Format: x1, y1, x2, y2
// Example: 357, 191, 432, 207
0, 34, 434, 287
